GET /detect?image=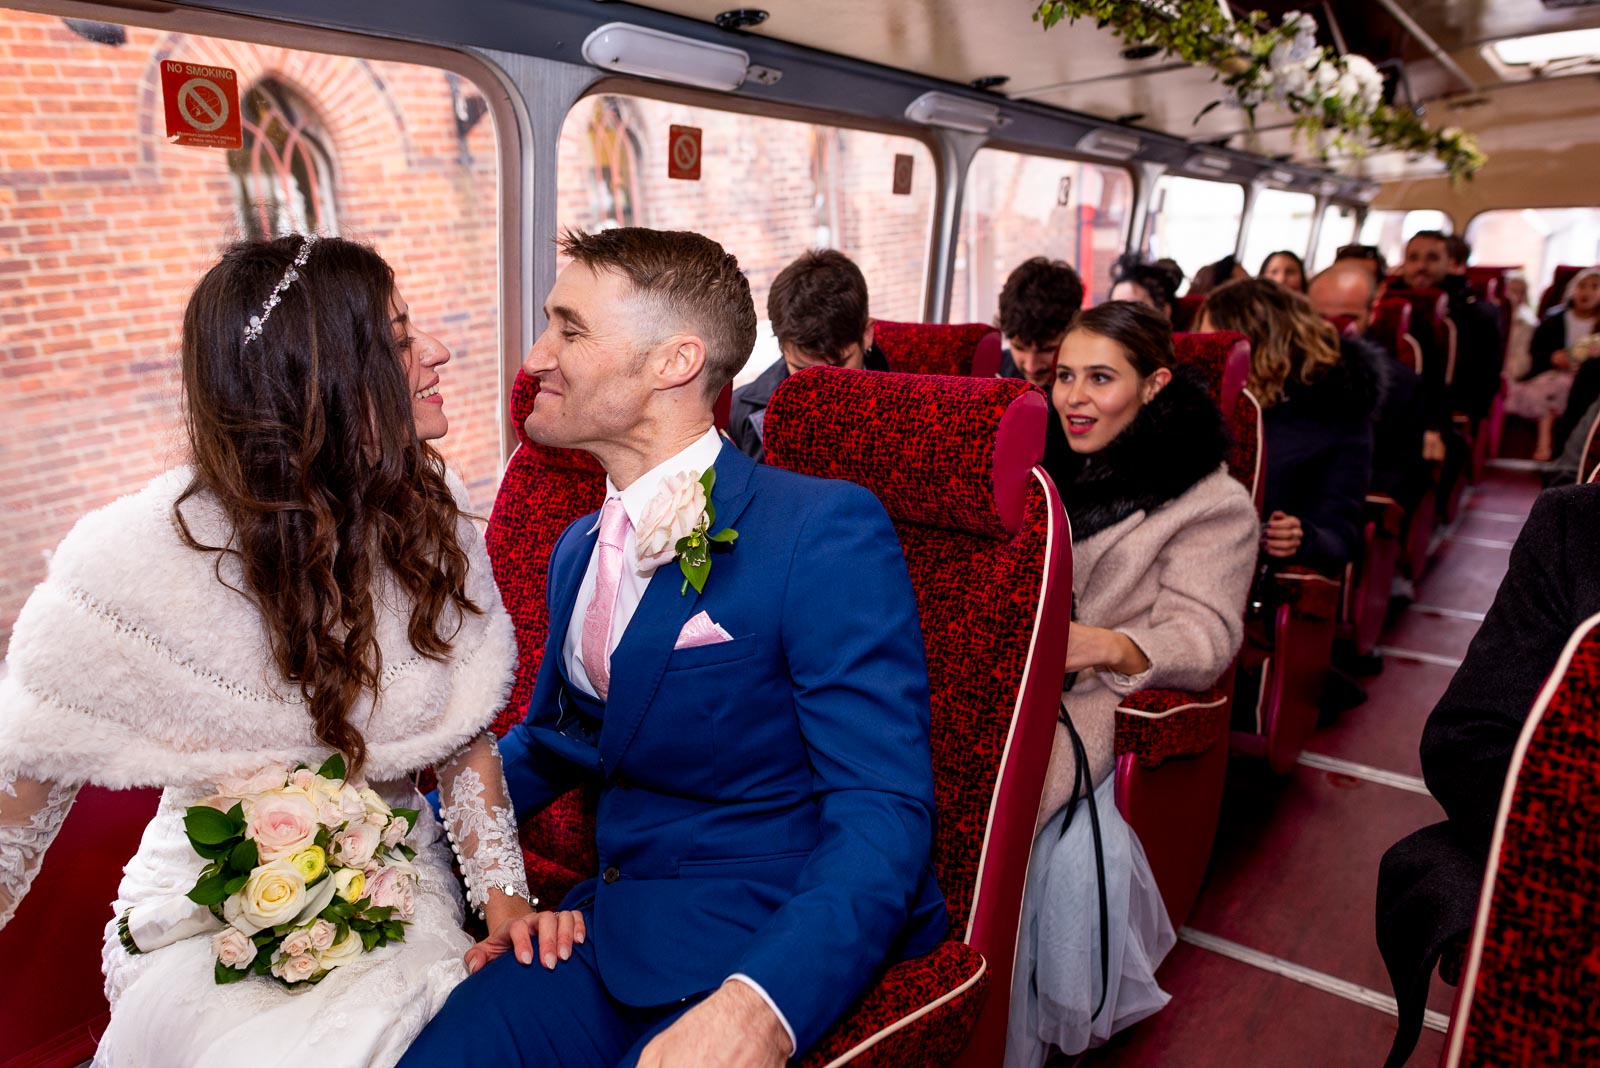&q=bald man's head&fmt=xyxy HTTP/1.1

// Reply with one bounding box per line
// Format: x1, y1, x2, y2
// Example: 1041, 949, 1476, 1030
1308, 262, 1379, 331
